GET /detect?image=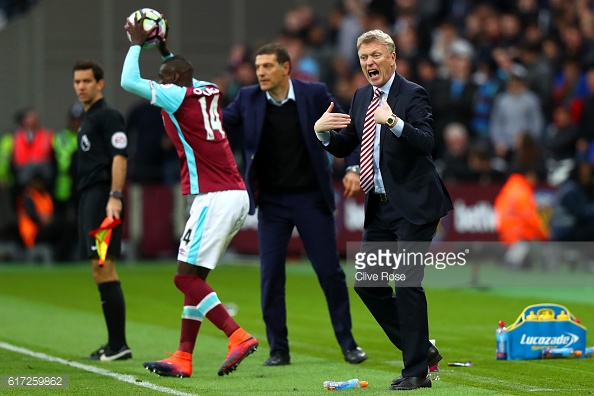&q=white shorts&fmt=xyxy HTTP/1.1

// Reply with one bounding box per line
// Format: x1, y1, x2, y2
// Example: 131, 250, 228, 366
177, 190, 249, 269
